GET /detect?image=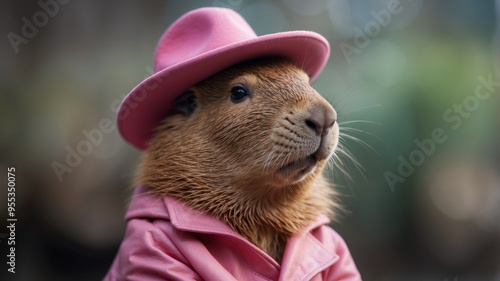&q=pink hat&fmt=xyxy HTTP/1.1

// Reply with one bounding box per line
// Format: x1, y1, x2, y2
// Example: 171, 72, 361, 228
118, 7, 330, 150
